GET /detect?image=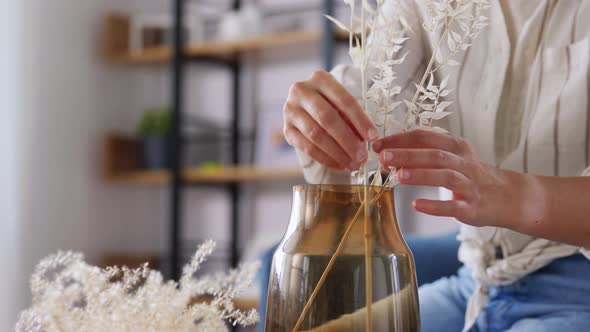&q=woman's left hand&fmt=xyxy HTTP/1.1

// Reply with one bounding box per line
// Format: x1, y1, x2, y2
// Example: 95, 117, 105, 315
373, 130, 523, 228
